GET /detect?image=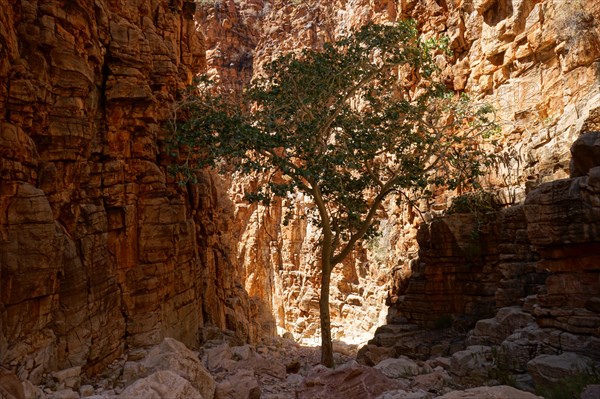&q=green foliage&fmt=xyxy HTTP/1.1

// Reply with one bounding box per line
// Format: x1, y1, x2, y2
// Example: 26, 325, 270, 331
446, 191, 501, 215
170, 20, 497, 260
445, 191, 502, 261
169, 19, 498, 367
